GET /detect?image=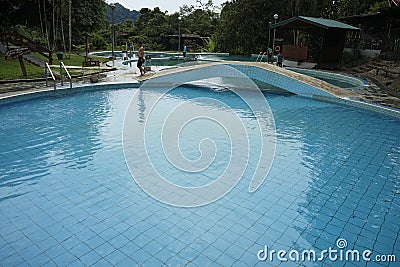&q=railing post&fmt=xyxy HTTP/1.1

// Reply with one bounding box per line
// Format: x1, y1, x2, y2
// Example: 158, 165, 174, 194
260, 52, 266, 63
256, 52, 261, 62
45, 67, 48, 86
60, 62, 72, 93
60, 63, 64, 86
45, 62, 57, 94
